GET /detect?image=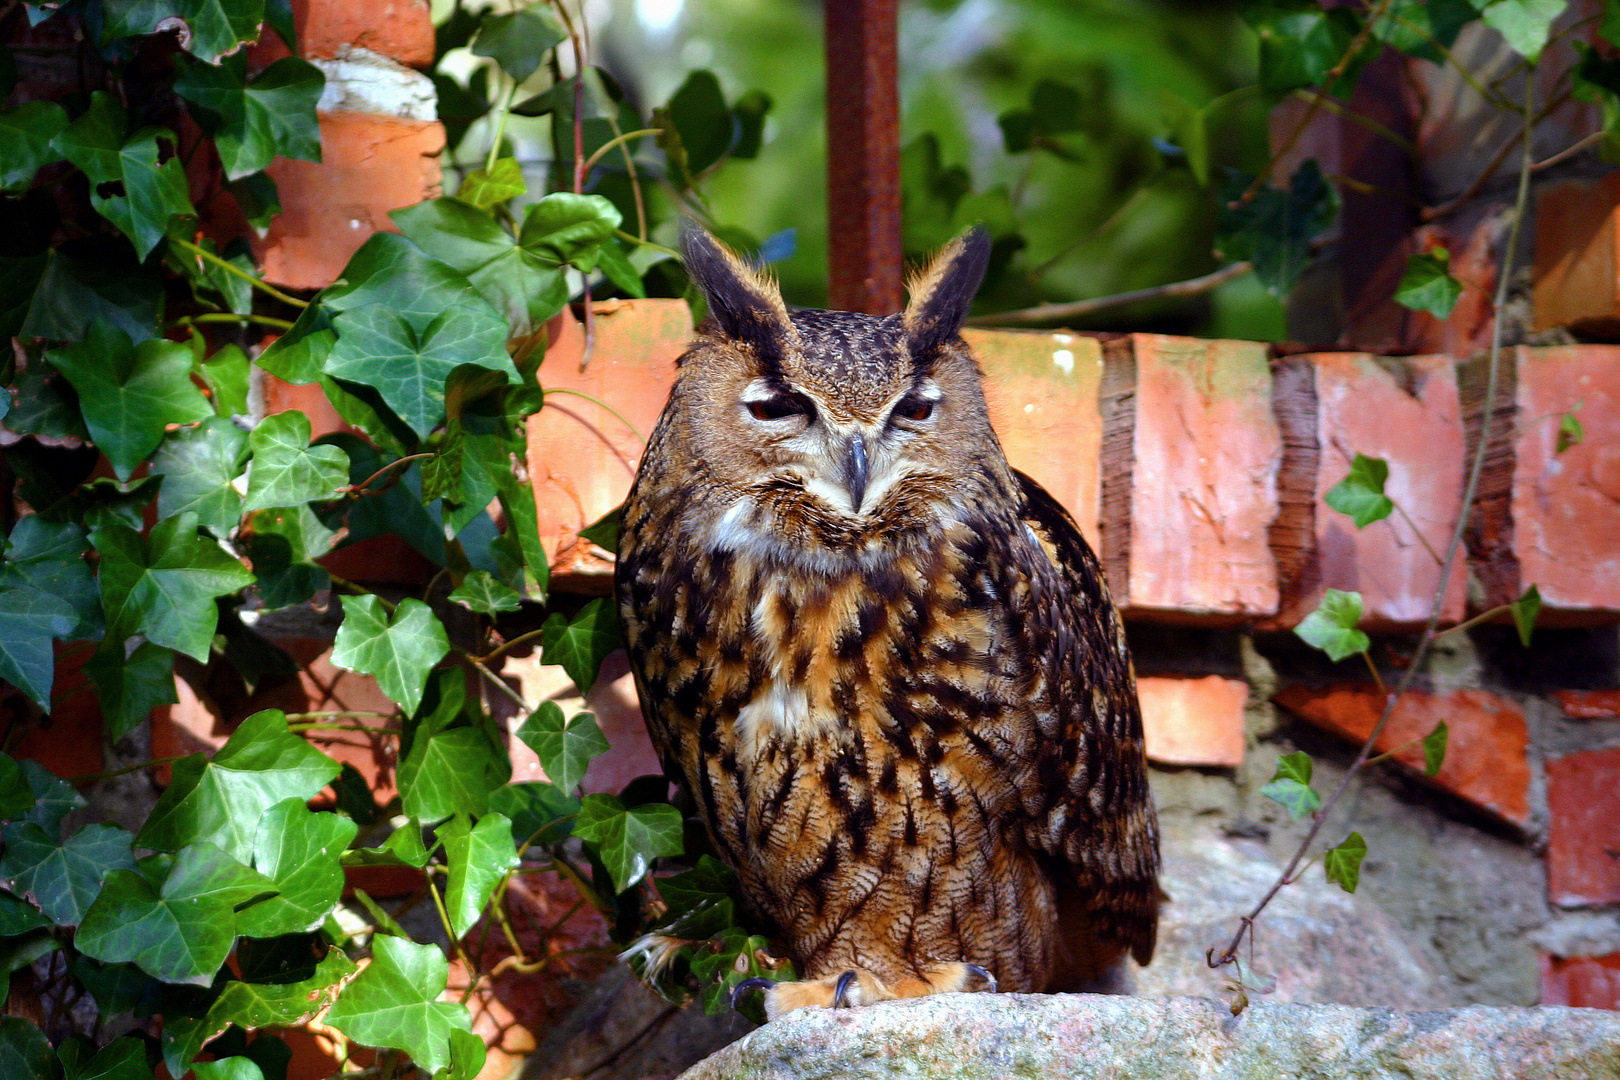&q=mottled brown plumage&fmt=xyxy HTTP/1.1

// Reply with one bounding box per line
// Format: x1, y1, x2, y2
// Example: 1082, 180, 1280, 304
615, 226, 1158, 1018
